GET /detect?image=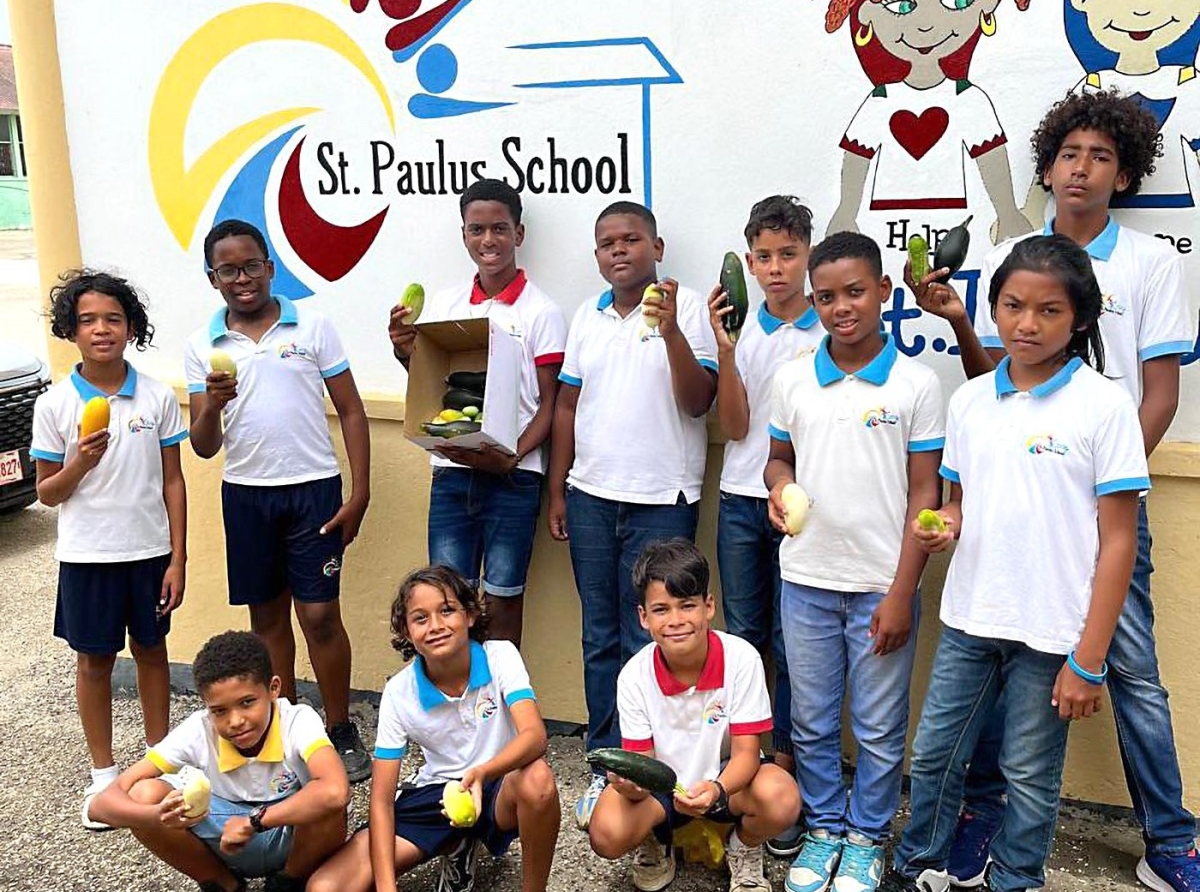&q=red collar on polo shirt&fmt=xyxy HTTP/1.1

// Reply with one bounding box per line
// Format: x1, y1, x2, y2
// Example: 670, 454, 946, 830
469, 269, 527, 305
653, 631, 725, 696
